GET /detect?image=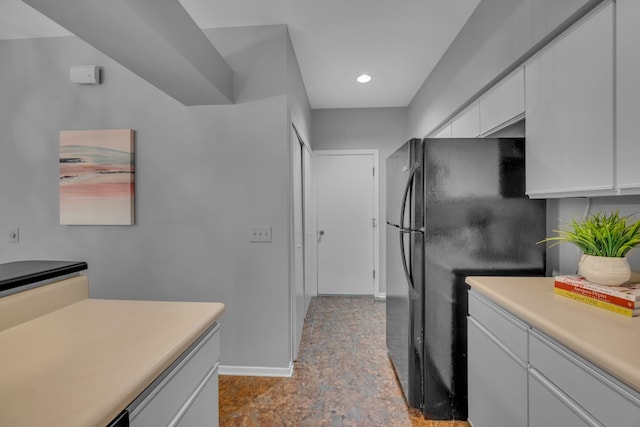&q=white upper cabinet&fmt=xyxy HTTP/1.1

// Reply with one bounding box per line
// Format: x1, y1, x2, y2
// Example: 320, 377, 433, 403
451, 101, 480, 138
525, 2, 614, 198
616, 0, 640, 193
479, 68, 525, 135
430, 121, 452, 138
